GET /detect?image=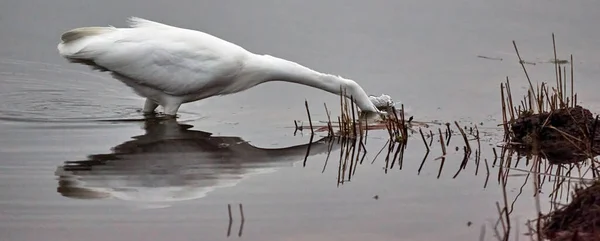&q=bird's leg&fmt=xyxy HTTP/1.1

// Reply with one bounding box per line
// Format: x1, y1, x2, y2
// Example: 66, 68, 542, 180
162, 98, 182, 119
143, 98, 159, 115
